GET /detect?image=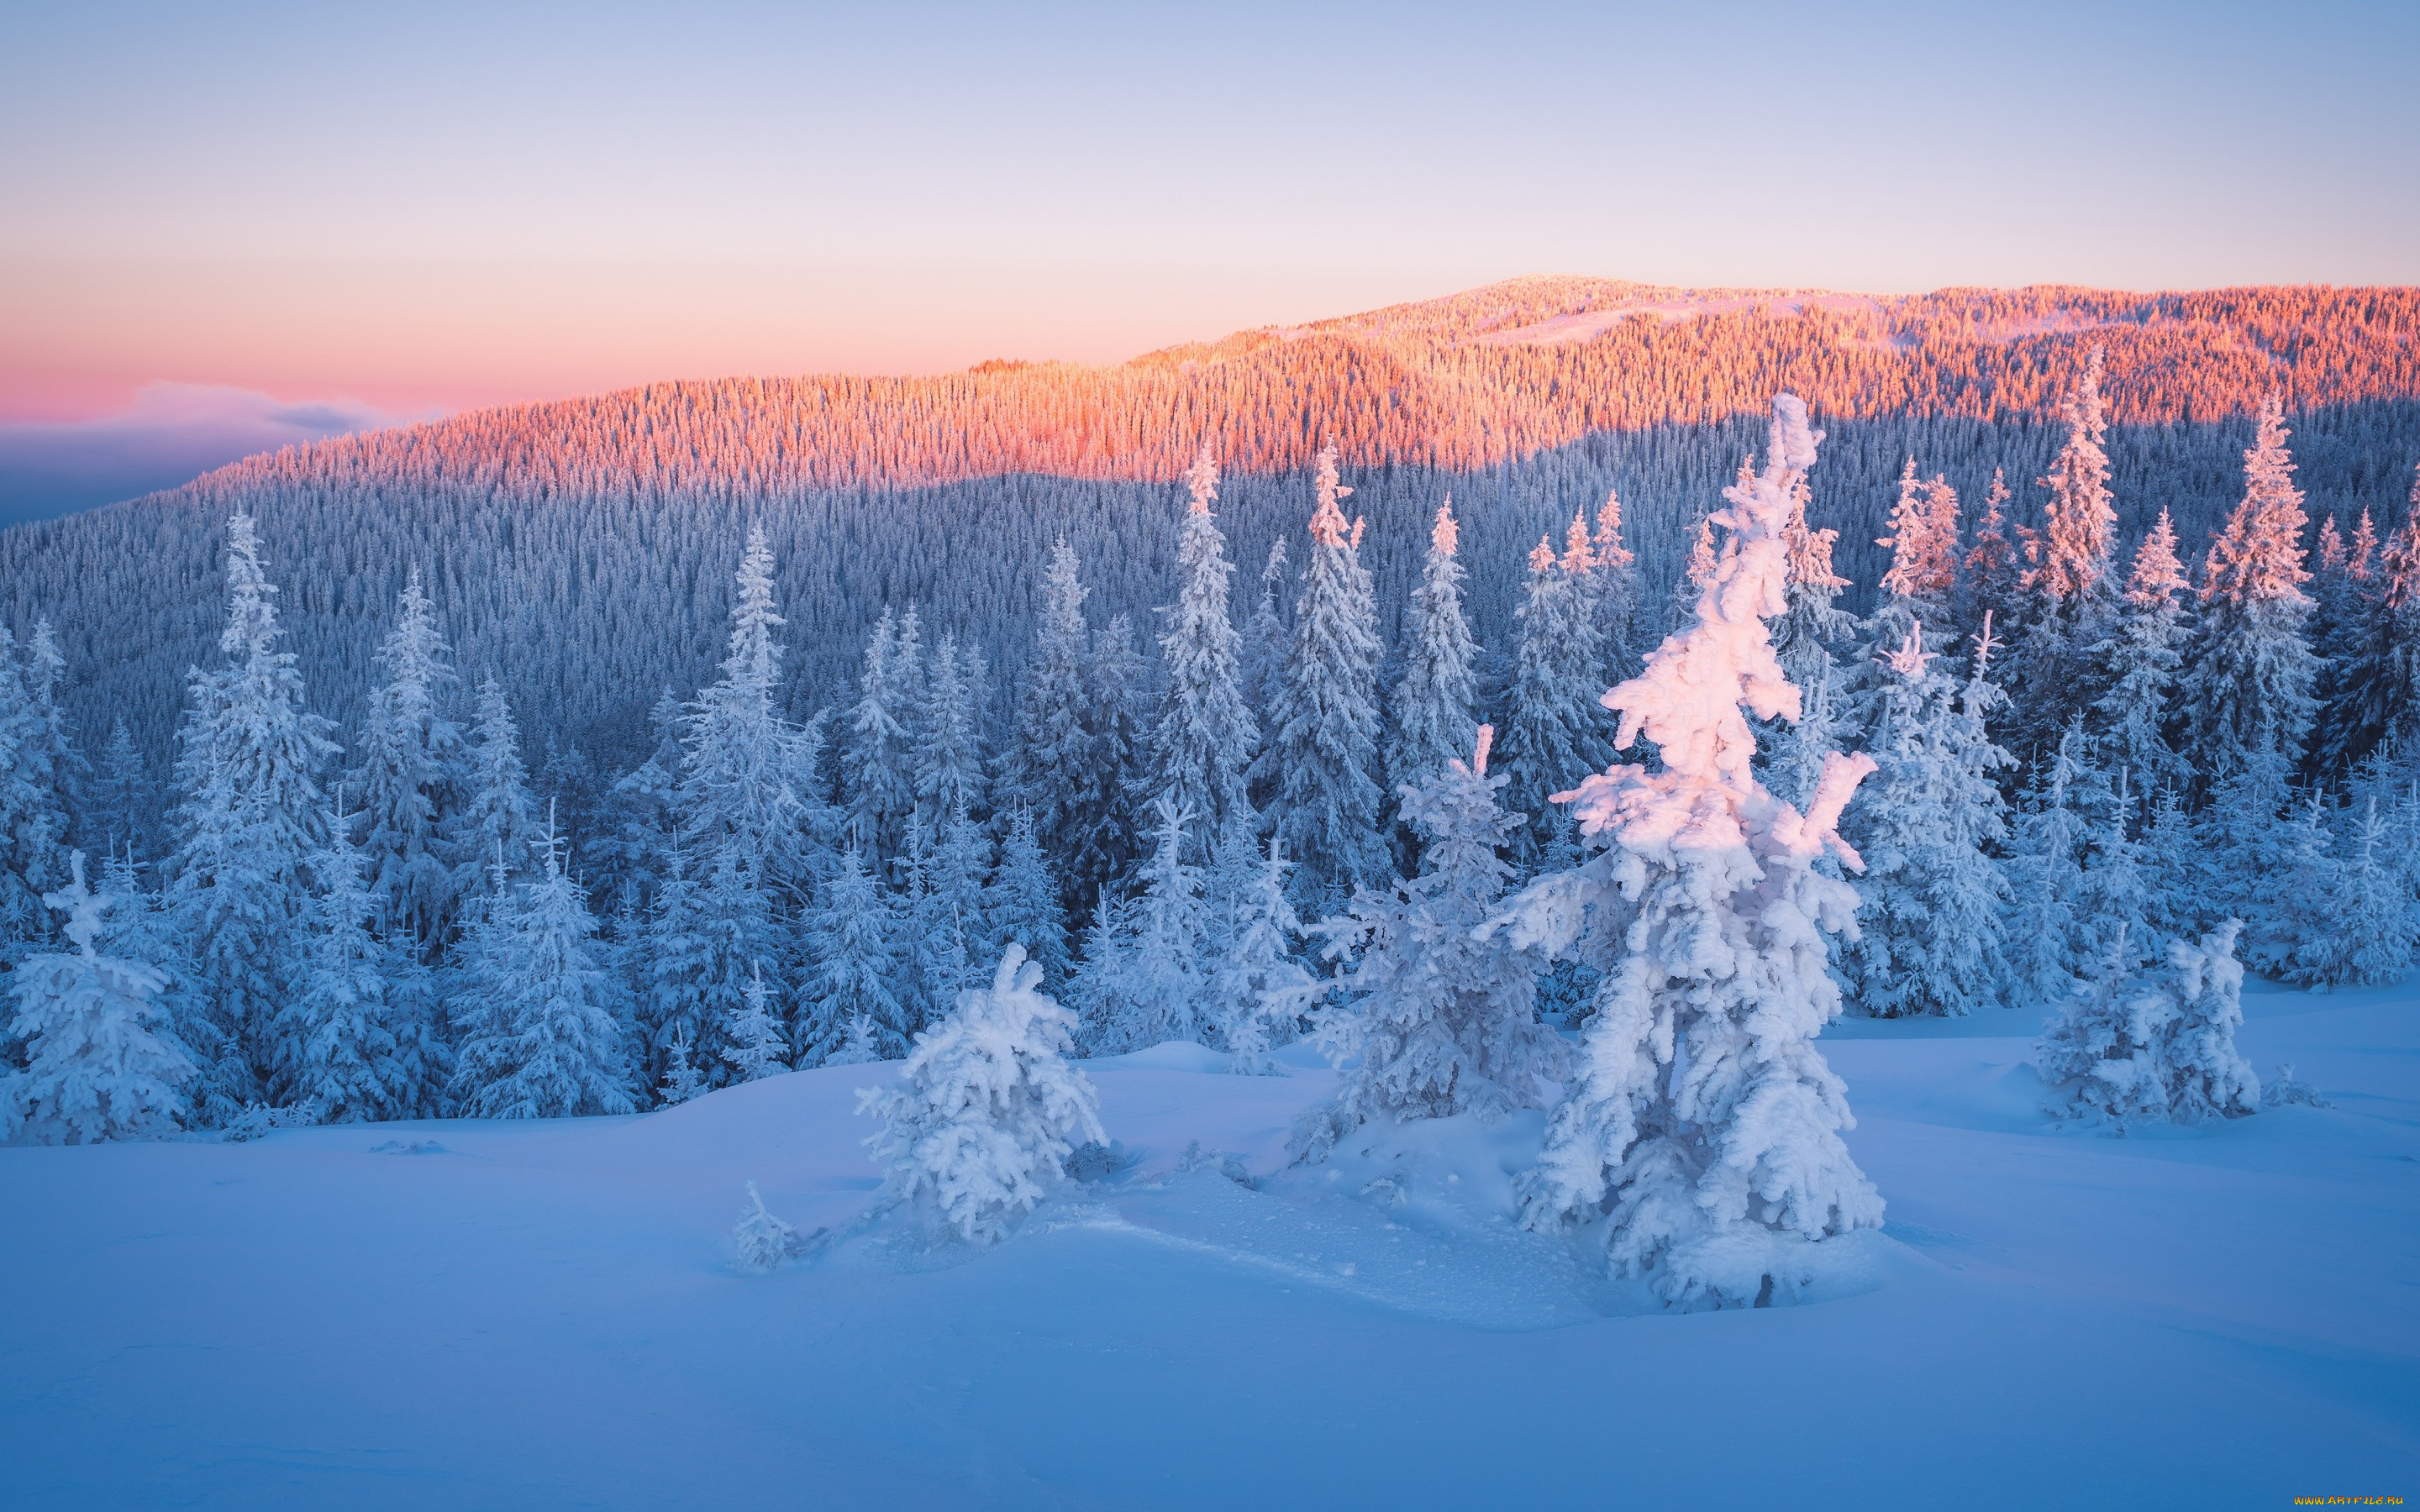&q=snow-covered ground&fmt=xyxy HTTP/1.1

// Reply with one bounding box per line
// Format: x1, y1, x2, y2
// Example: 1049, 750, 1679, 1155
3, 978, 2414, 1510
